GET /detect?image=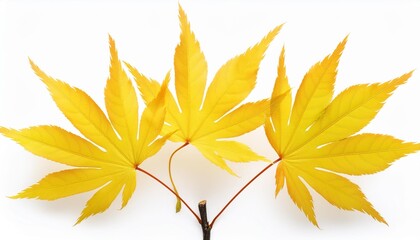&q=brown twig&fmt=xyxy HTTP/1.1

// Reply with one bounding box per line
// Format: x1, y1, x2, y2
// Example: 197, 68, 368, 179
198, 201, 211, 240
